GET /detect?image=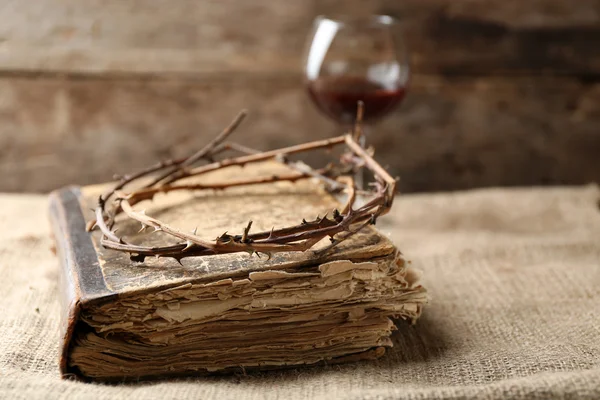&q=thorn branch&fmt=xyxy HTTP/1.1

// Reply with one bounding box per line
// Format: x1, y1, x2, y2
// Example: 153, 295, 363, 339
89, 109, 396, 263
